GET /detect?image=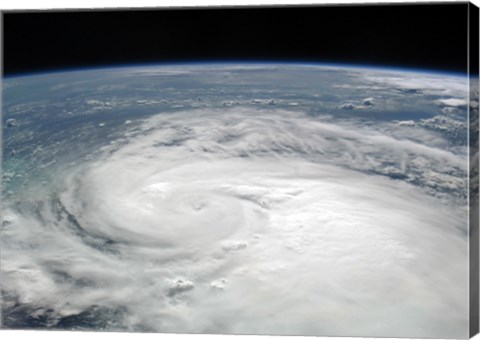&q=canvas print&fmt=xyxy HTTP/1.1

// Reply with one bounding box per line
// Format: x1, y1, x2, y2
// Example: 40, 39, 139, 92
1, 2, 479, 338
